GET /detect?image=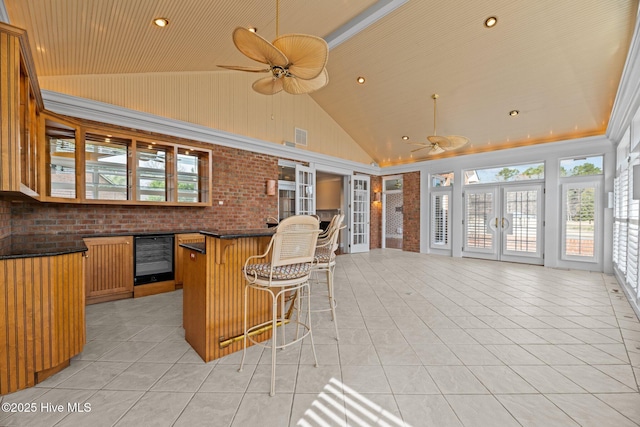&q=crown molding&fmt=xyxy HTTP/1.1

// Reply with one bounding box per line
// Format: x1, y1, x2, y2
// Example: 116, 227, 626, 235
42, 90, 609, 179
42, 90, 381, 176
607, 5, 640, 144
